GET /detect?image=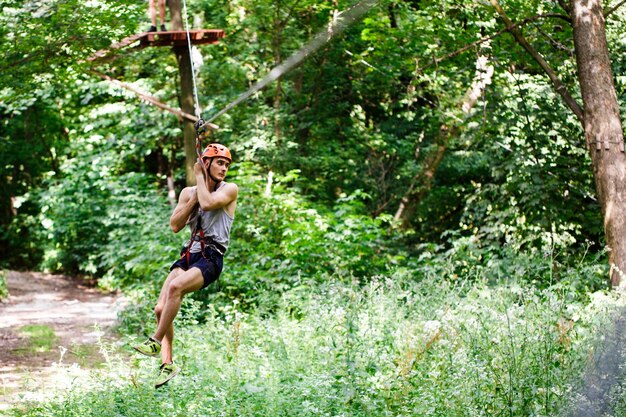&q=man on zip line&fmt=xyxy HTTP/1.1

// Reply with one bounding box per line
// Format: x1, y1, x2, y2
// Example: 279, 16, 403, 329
133, 143, 238, 388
